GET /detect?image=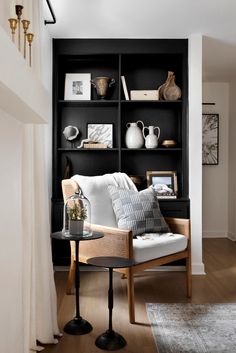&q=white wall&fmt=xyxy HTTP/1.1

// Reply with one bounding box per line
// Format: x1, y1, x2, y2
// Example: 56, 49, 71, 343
202, 83, 229, 238
228, 82, 236, 240
0, 111, 24, 353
